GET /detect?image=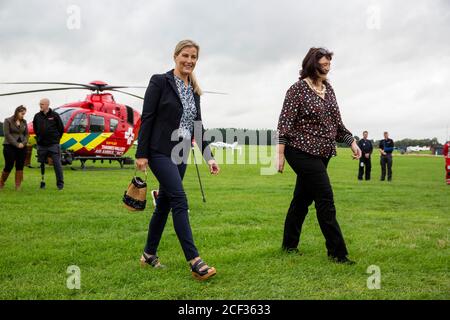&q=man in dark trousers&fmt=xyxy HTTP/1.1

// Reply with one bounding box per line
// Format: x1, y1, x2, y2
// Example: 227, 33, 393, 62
32, 98, 65, 190
357, 130, 373, 180
379, 131, 395, 181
